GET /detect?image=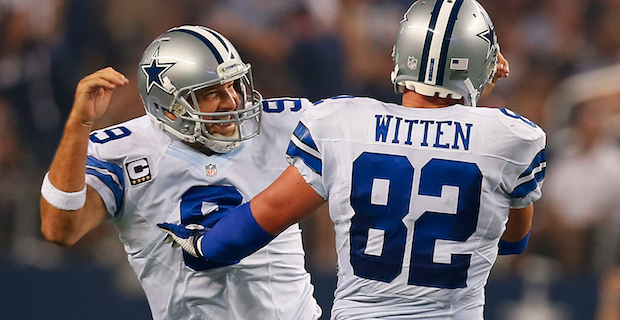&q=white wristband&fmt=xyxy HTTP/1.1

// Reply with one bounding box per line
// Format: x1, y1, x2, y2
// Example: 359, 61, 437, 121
41, 172, 87, 211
